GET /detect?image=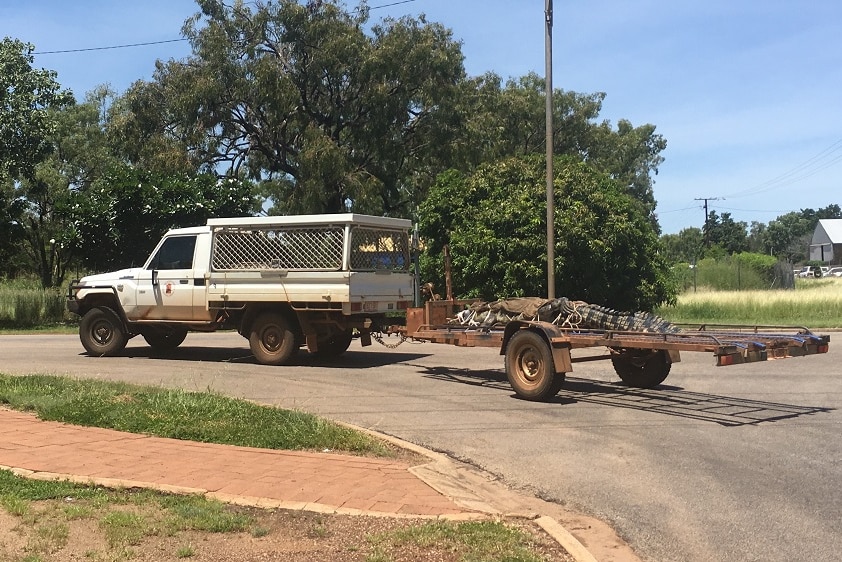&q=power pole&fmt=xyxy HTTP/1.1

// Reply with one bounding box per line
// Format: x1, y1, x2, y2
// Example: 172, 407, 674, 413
545, 0, 555, 299
695, 197, 721, 246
